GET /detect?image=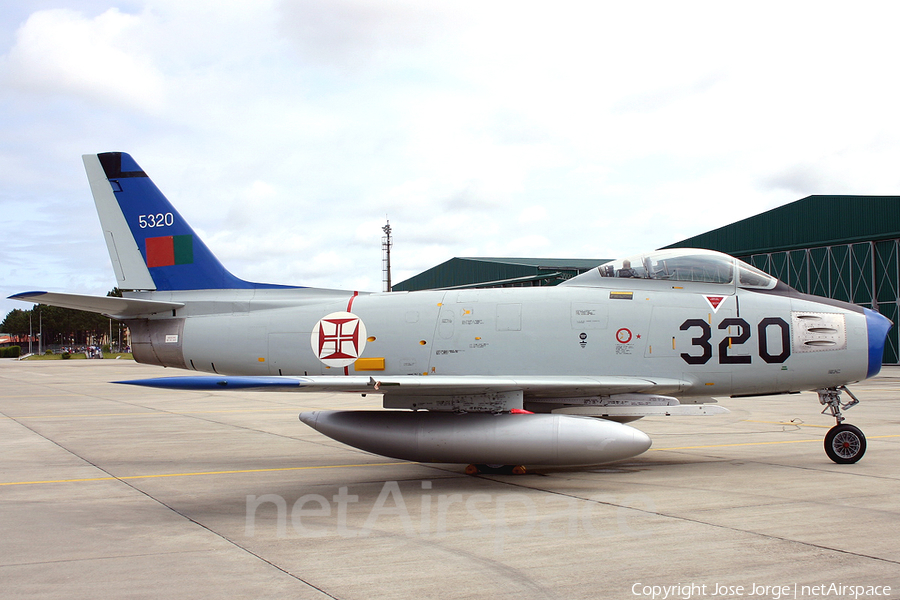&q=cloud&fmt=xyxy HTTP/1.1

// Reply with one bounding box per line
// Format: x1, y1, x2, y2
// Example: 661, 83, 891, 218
759, 164, 835, 196
2, 8, 165, 112
517, 206, 548, 224
276, 0, 456, 71
5, 1, 900, 319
